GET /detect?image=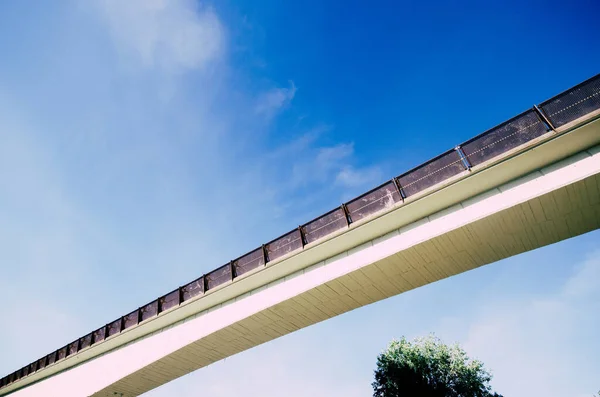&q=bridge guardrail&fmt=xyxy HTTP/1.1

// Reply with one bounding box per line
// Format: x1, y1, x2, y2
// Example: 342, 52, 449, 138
540, 74, 600, 128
